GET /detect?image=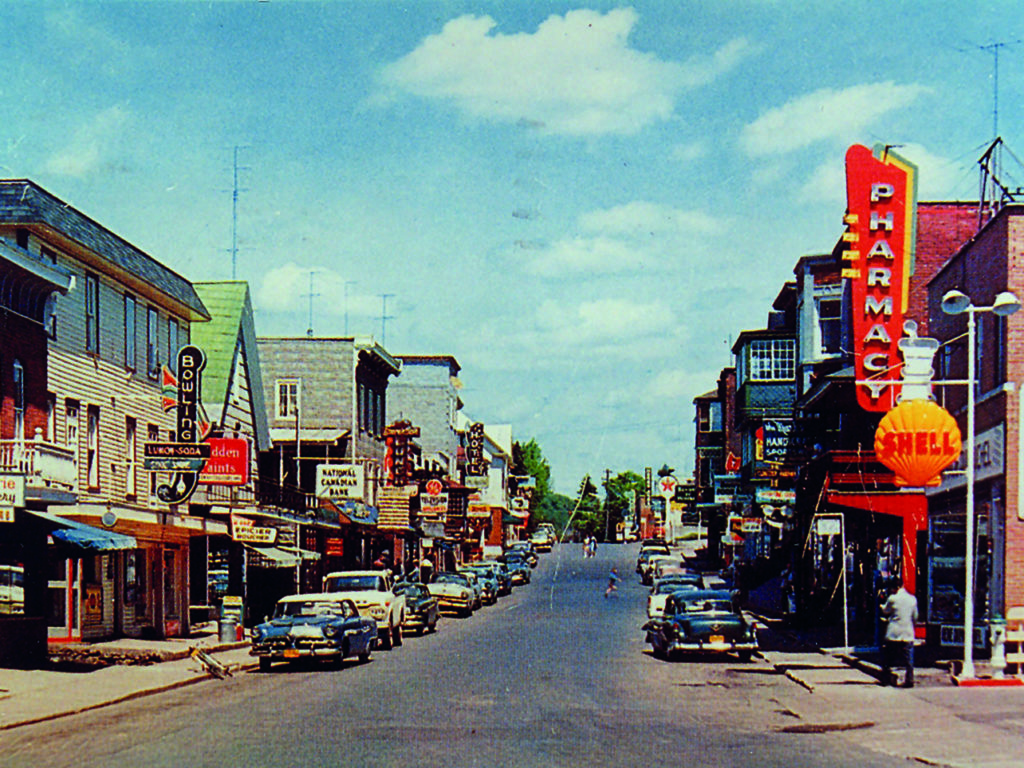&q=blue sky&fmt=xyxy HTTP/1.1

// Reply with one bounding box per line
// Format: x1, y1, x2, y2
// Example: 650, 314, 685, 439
2, 1, 1021, 492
